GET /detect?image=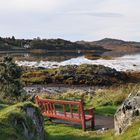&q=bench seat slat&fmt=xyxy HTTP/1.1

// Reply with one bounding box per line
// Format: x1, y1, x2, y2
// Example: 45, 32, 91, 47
42, 111, 93, 121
